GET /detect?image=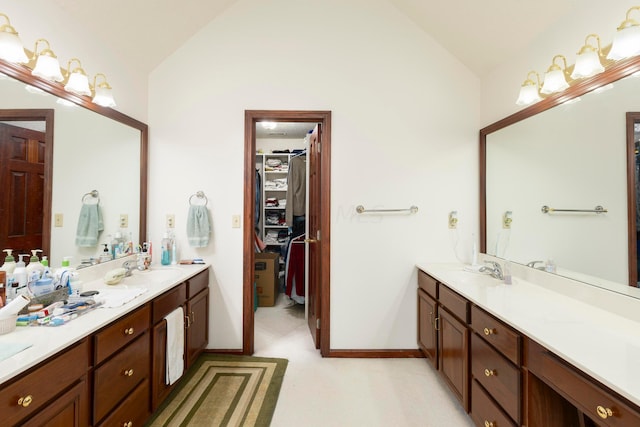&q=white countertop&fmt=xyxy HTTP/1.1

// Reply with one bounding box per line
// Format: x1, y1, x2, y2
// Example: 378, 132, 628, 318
0, 262, 209, 385
417, 262, 640, 408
